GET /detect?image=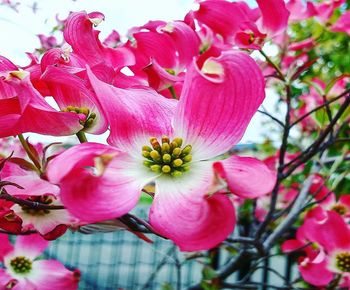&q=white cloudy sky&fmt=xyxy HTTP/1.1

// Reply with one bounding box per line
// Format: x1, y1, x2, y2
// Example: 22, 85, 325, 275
0, 0, 272, 145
